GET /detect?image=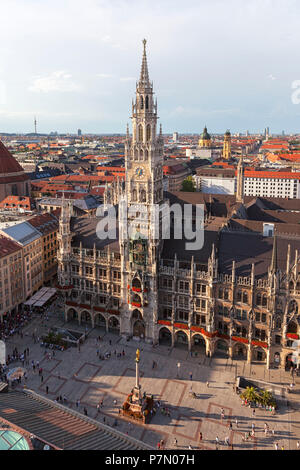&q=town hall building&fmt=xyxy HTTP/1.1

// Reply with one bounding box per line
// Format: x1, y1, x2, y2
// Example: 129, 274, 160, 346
57, 41, 300, 371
